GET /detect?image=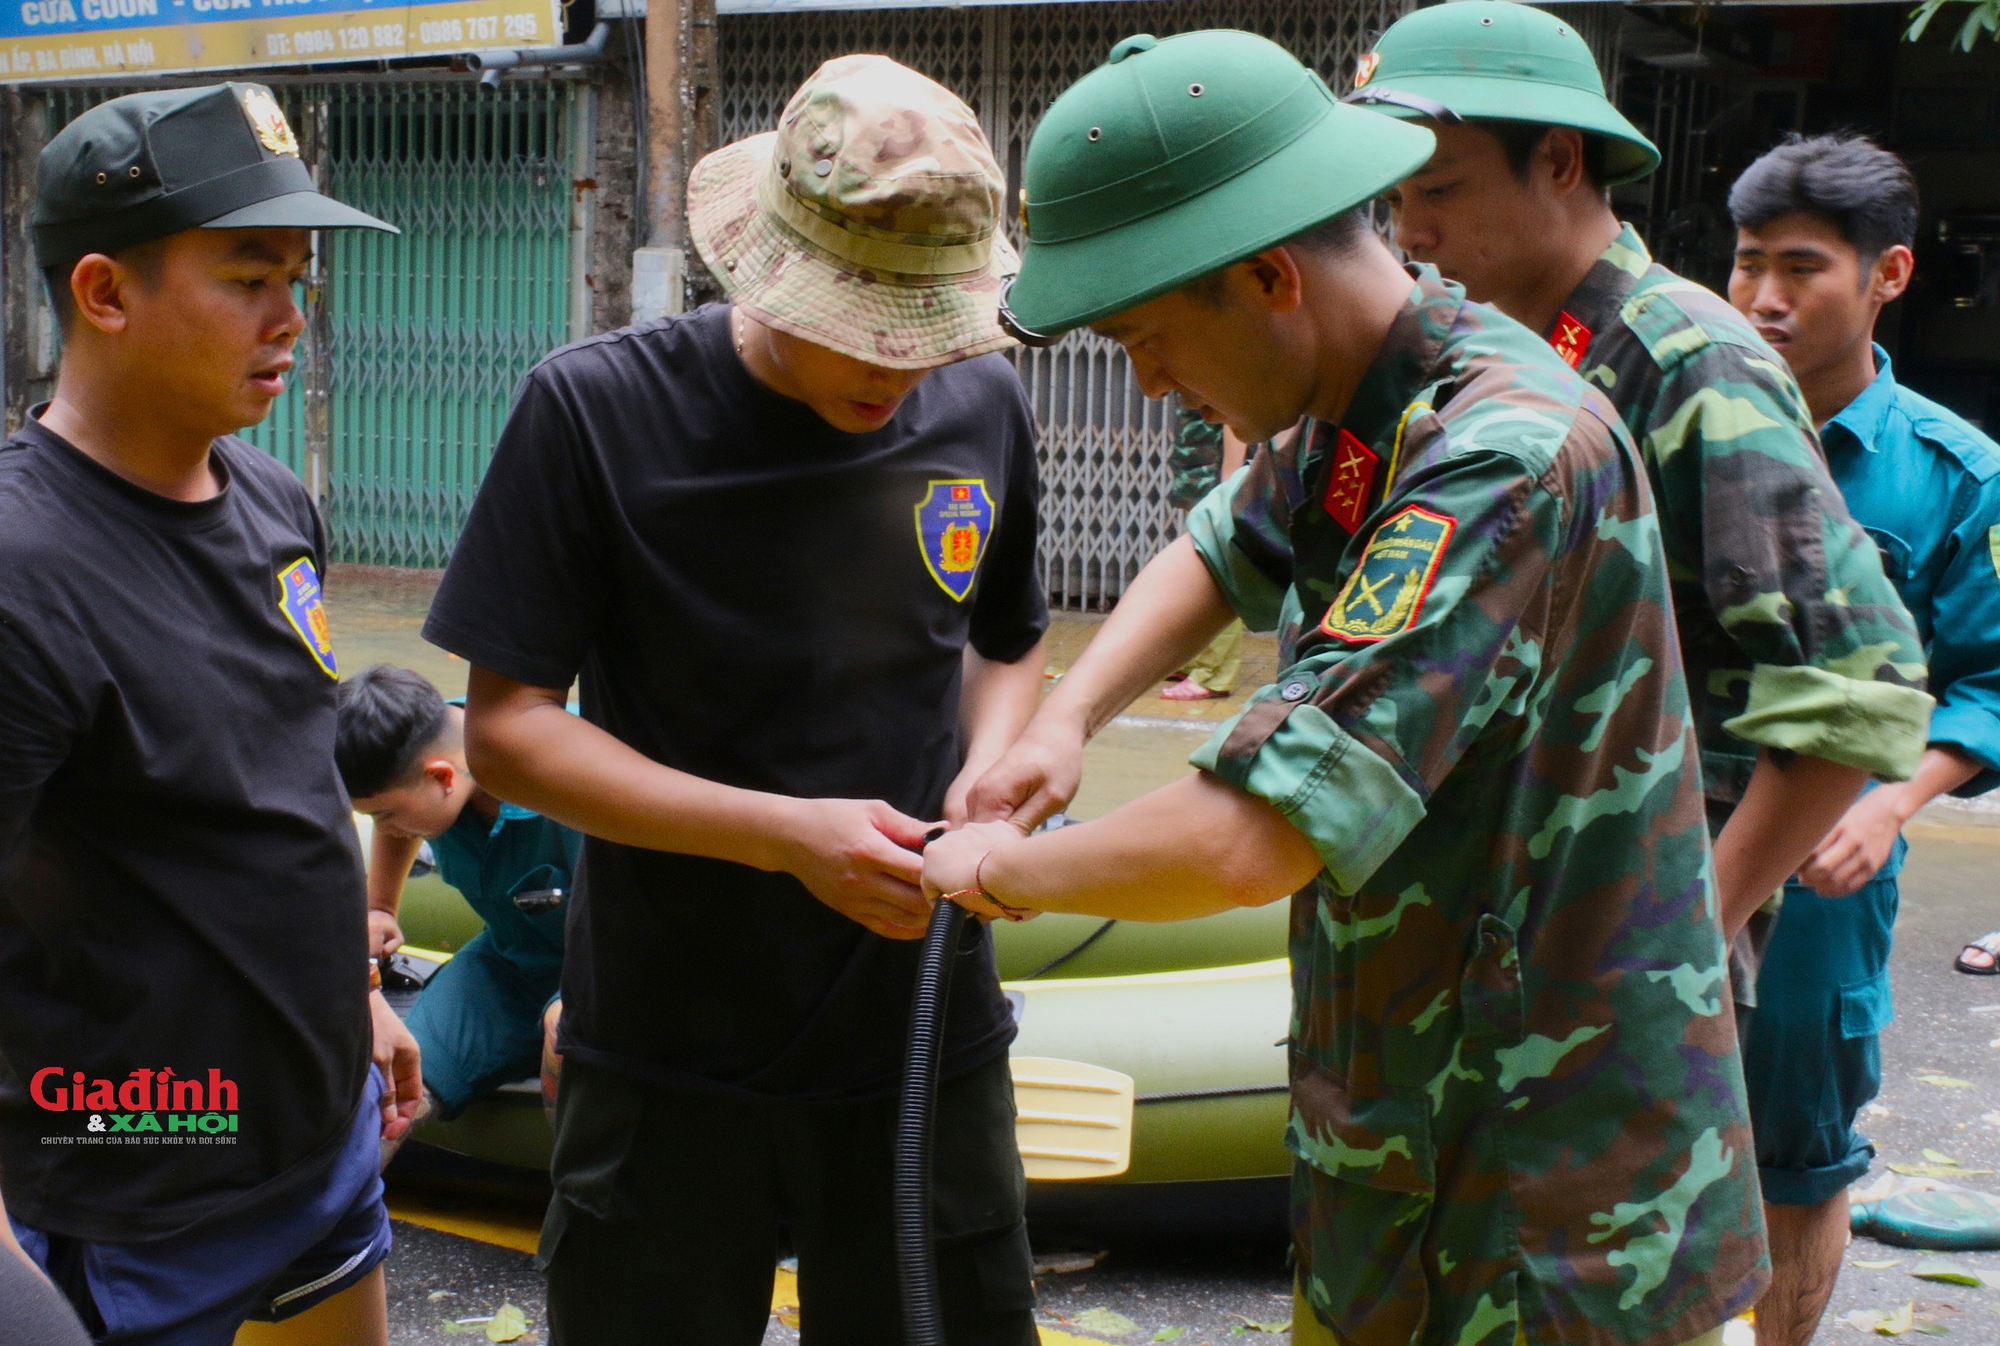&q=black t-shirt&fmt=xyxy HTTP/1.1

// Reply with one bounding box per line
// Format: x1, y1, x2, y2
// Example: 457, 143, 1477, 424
424, 305, 1047, 1100
0, 417, 369, 1243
